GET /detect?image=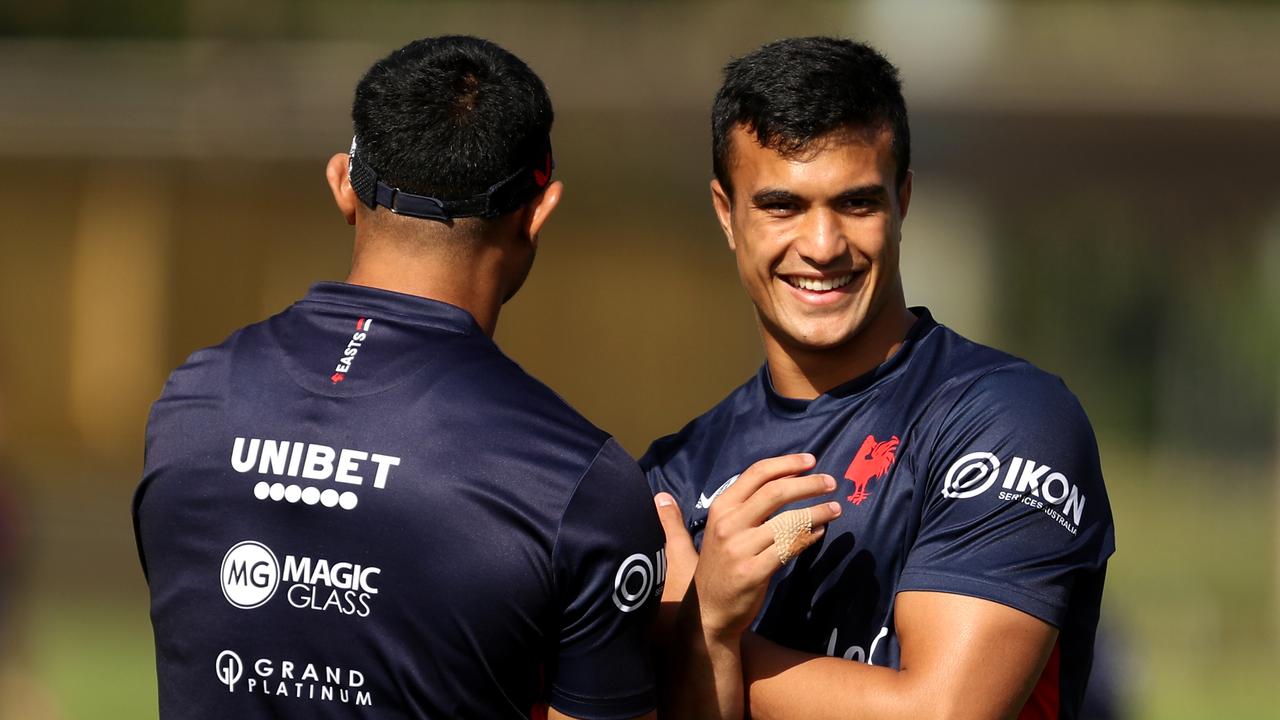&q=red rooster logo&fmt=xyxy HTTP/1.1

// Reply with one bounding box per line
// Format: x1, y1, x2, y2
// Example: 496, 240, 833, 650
844, 434, 900, 505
